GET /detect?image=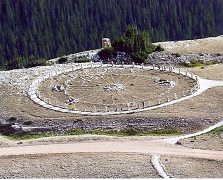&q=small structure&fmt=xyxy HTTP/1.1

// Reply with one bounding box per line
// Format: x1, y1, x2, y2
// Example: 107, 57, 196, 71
102, 38, 111, 48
